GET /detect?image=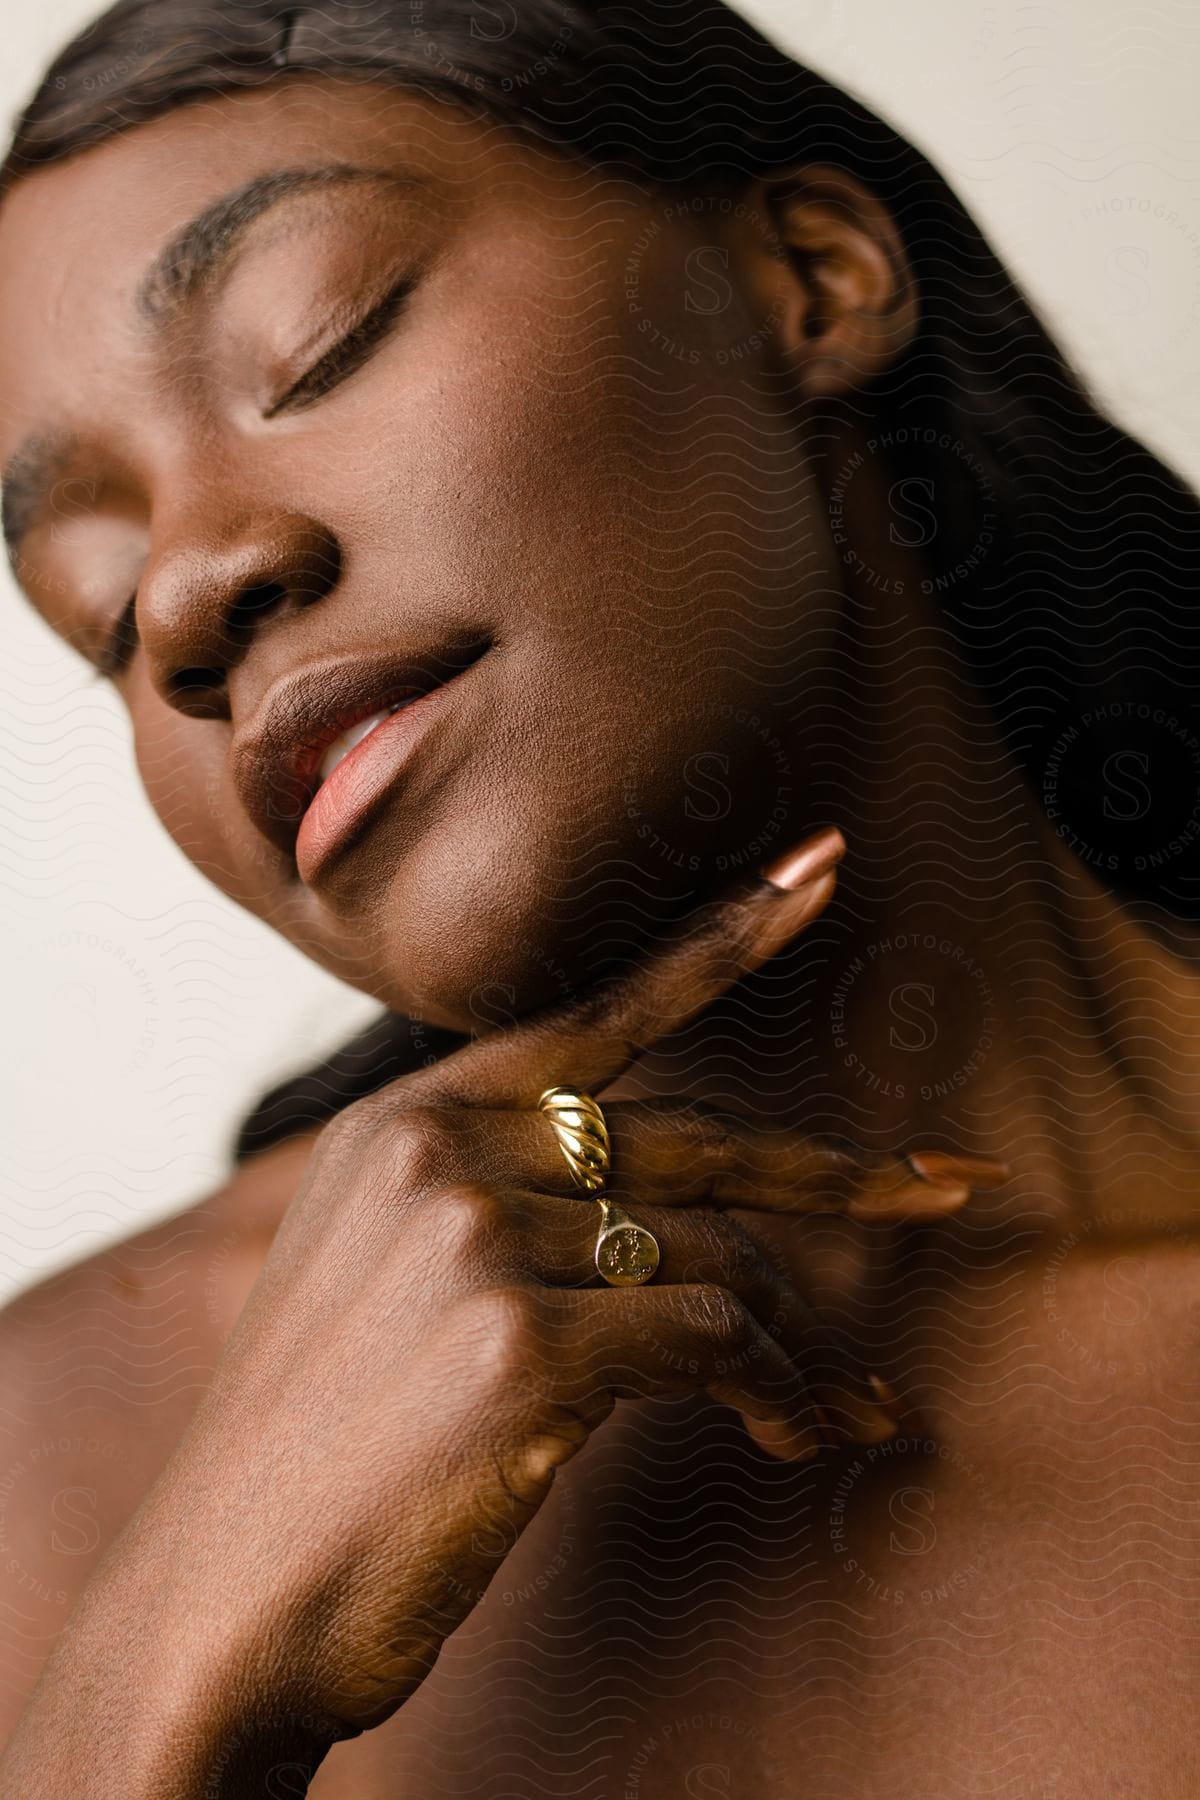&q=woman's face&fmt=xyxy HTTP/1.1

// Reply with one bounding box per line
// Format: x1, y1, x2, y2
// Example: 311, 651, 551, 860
0, 78, 838, 1028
